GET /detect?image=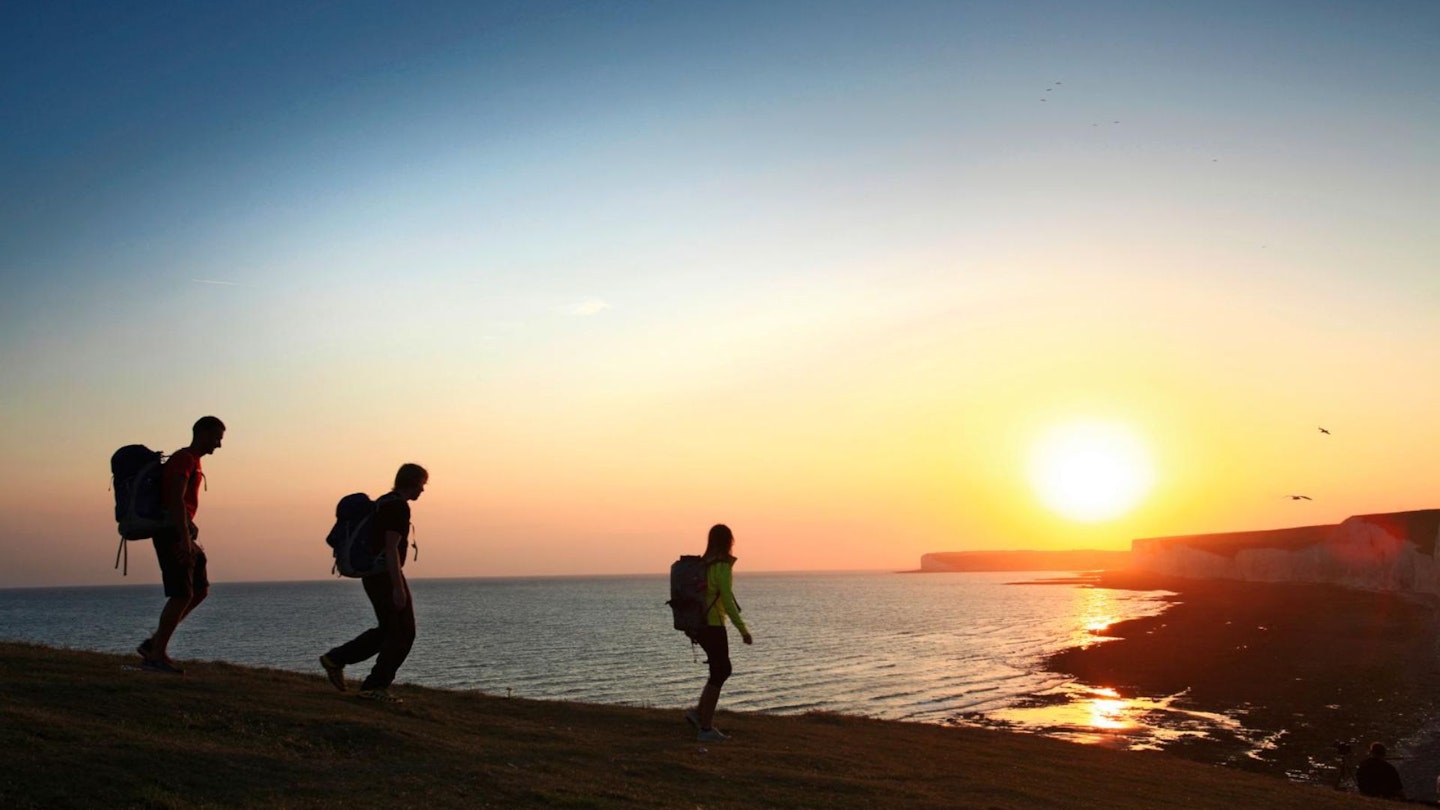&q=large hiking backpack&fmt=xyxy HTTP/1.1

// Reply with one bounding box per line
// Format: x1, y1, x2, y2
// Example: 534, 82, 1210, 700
110, 444, 169, 575
667, 555, 718, 636
326, 493, 386, 577
325, 492, 419, 577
